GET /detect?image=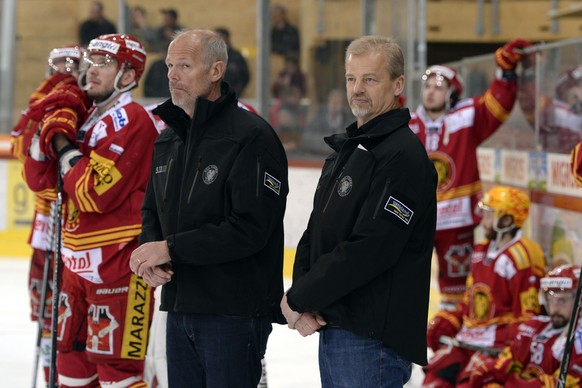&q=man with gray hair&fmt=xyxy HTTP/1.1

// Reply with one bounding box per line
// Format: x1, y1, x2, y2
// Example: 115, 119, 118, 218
130, 29, 288, 387
280, 35, 437, 387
